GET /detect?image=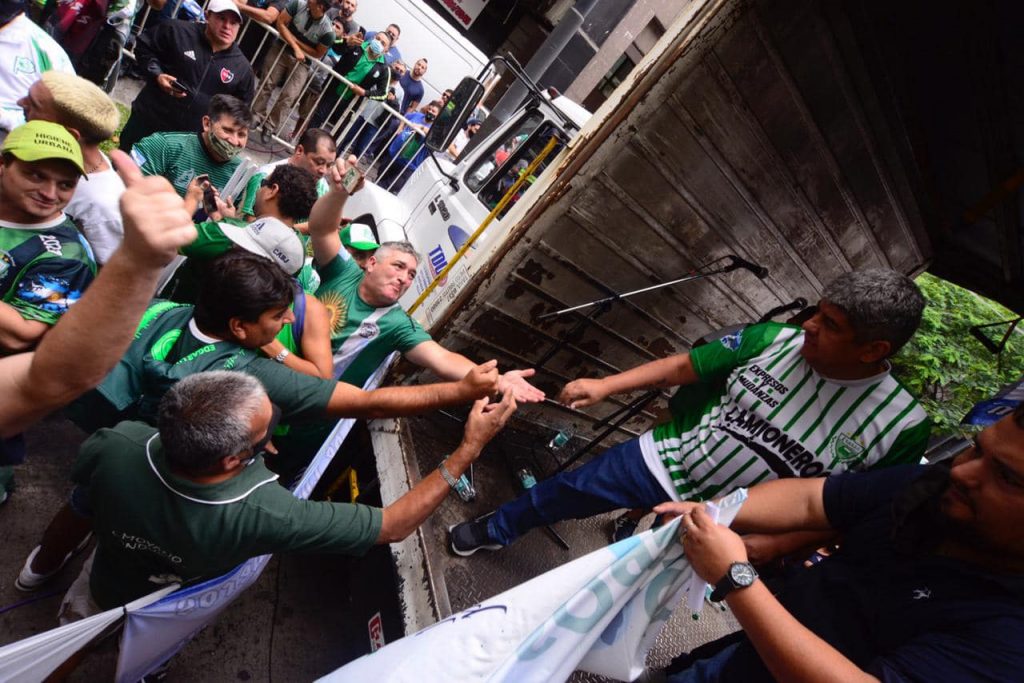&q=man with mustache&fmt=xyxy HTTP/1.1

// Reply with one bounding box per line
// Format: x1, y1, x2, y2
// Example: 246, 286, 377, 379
658, 407, 1024, 682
